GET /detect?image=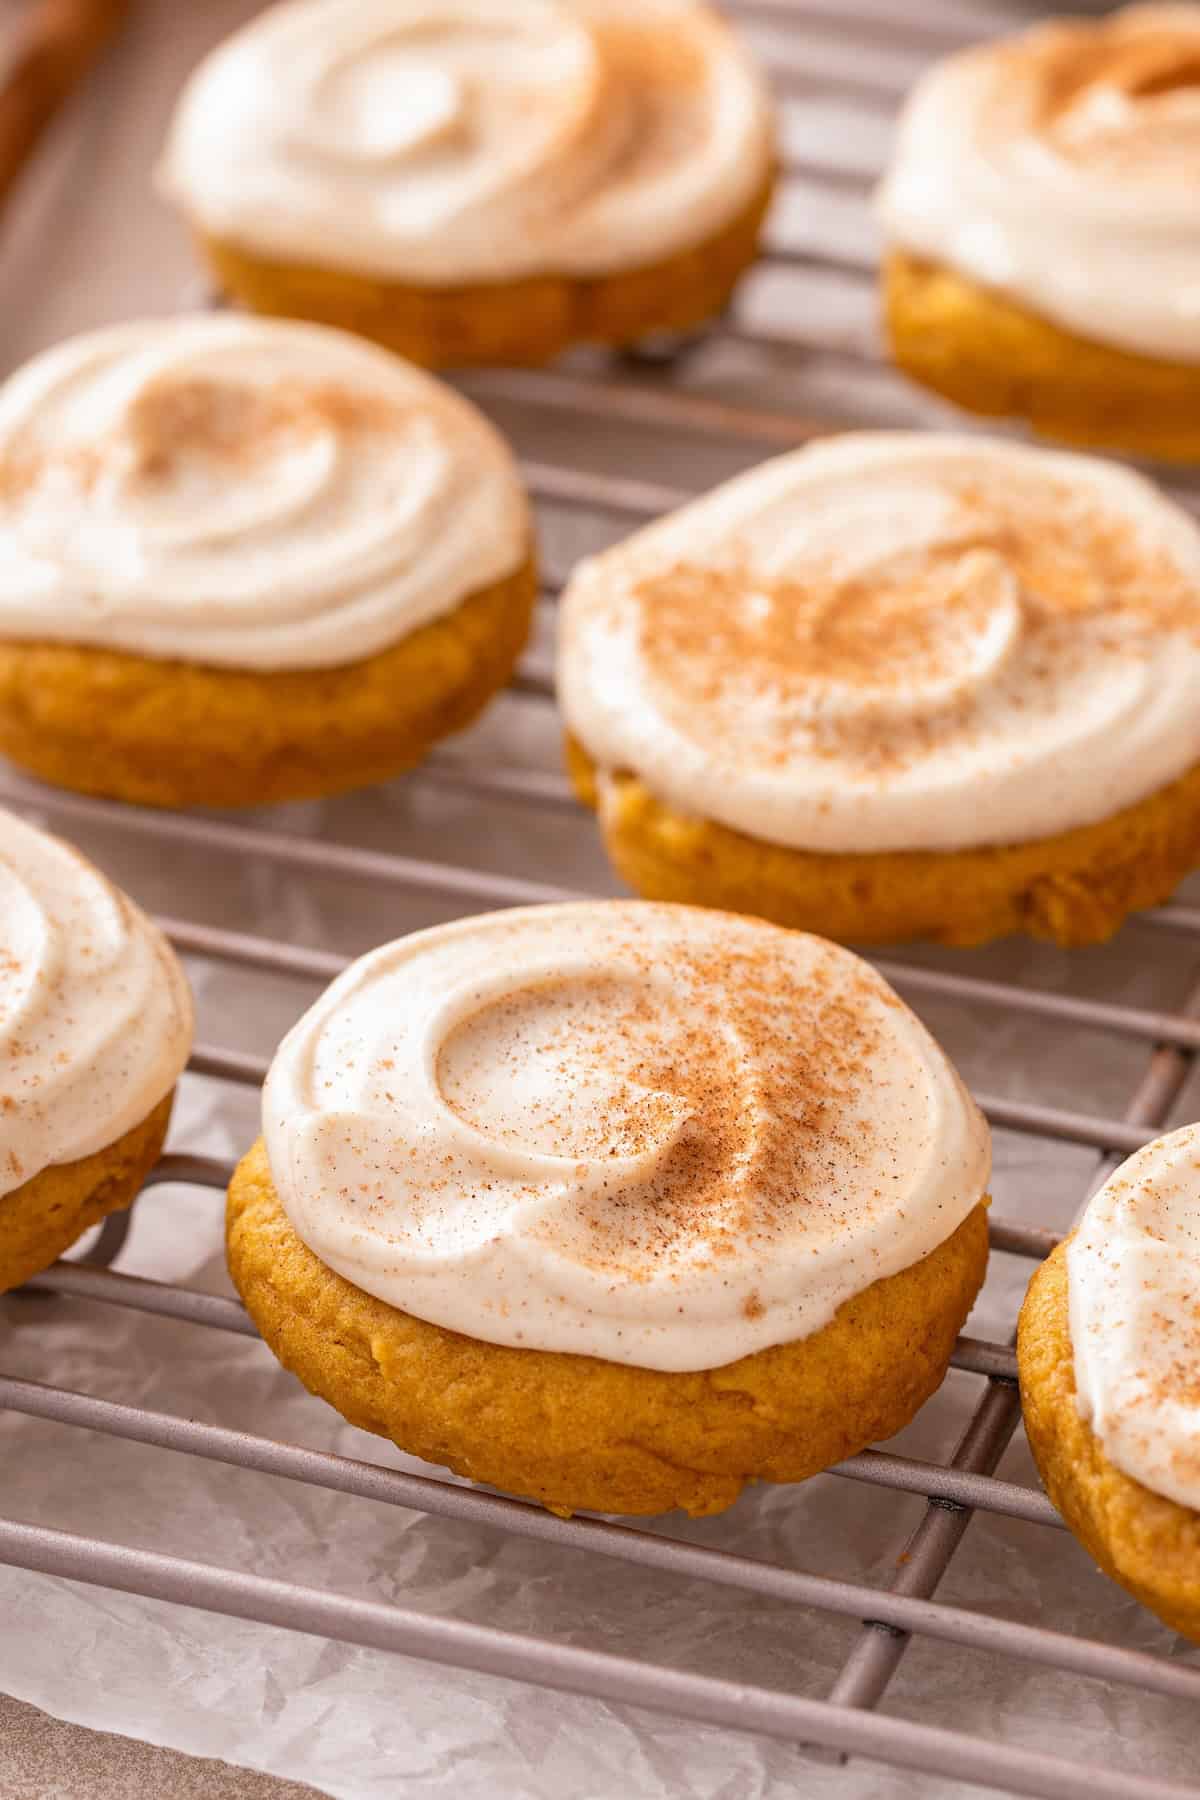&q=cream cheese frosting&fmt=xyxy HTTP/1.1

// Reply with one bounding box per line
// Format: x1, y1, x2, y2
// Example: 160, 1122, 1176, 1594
158, 0, 774, 284
876, 4, 1200, 362
0, 315, 529, 671
262, 901, 990, 1371
0, 808, 193, 1201
1068, 1124, 1200, 1511
558, 432, 1200, 855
